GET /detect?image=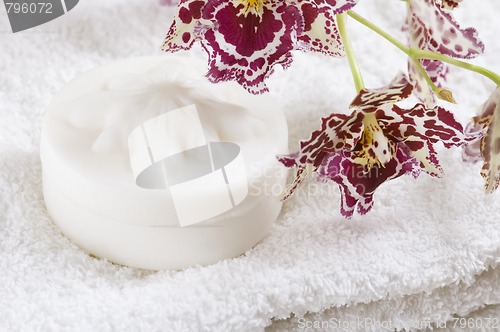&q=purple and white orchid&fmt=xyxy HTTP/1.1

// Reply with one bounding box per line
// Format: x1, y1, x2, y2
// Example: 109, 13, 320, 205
161, 0, 359, 93
278, 75, 467, 217
160, 0, 500, 217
